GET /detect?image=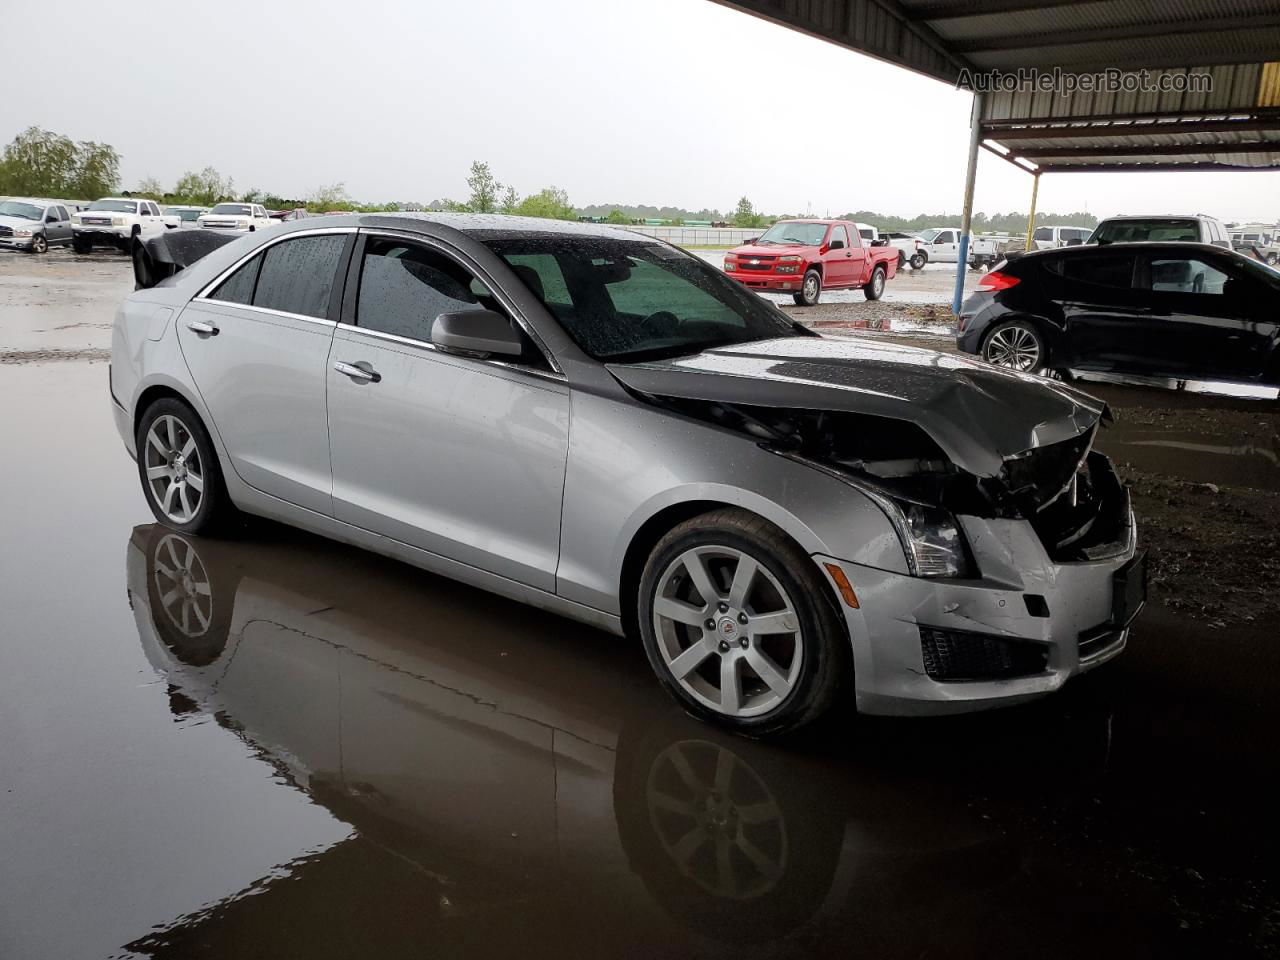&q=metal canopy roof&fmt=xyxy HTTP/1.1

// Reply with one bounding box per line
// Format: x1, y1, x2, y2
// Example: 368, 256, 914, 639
713, 0, 1280, 172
